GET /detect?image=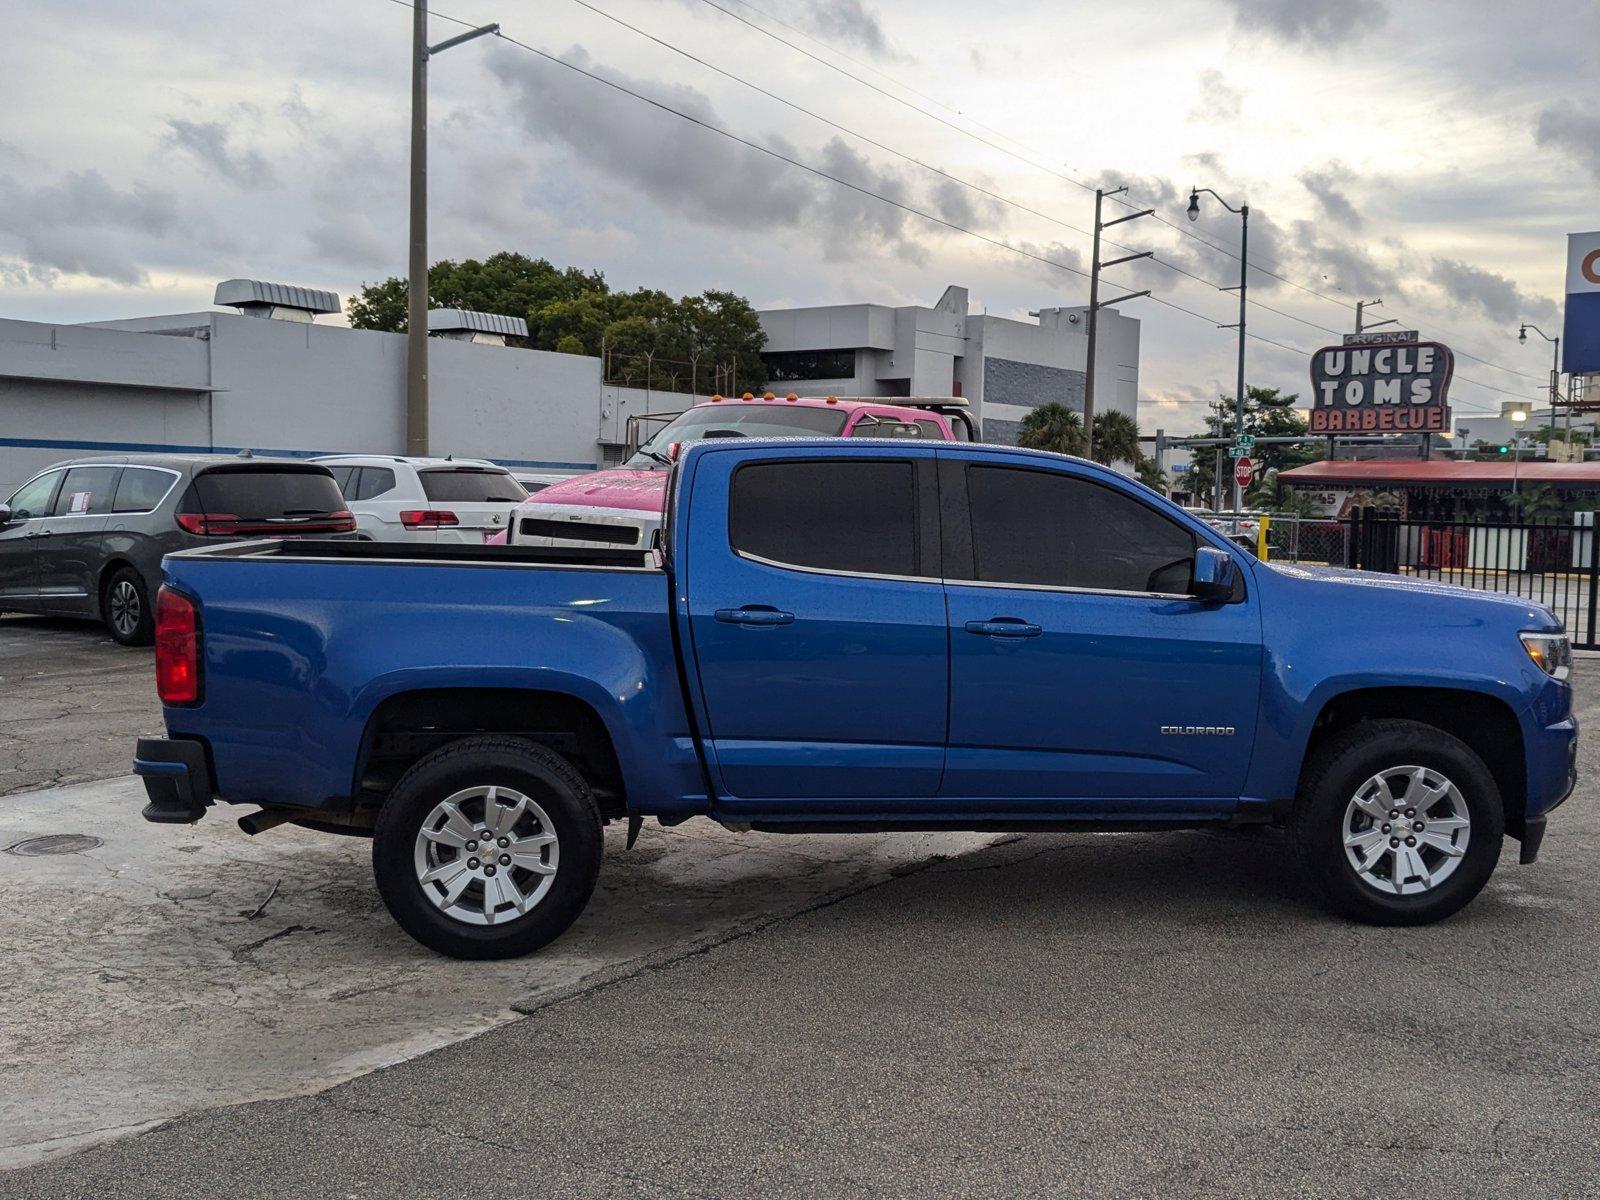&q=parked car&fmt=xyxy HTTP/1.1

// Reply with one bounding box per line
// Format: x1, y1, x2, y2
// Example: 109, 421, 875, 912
0, 453, 352, 645
503, 393, 963, 552
136, 439, 1576, 959
312, 455, 527, 543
